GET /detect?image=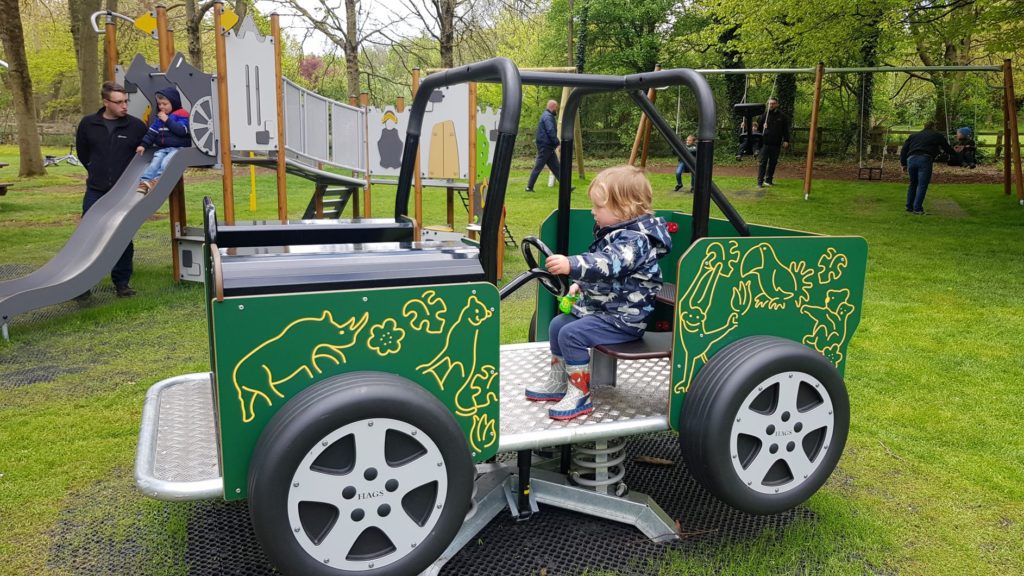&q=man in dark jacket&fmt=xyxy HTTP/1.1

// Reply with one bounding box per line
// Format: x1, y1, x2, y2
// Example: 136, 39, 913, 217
75, 81, 148, 298
756, 97, 790, 188
899, 120, 956, 215
525, 100, 561, 192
